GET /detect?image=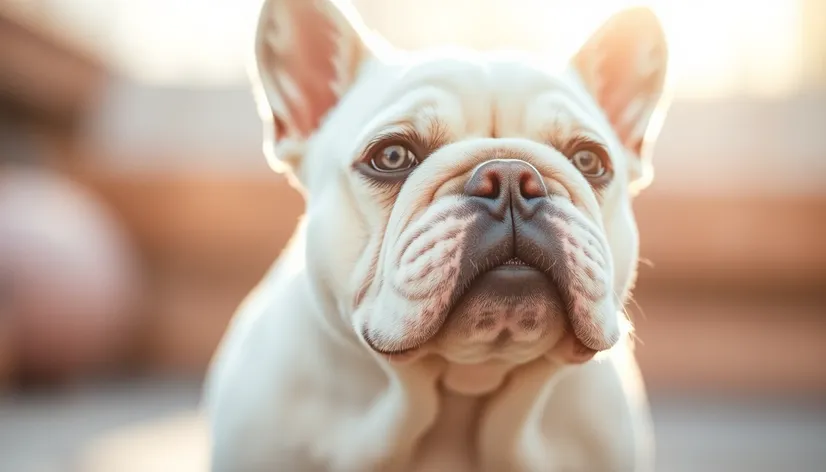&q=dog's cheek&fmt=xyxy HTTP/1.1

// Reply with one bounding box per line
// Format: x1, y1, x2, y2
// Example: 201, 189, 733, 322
305, 189, 369, 305
362, 210, 471, 352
